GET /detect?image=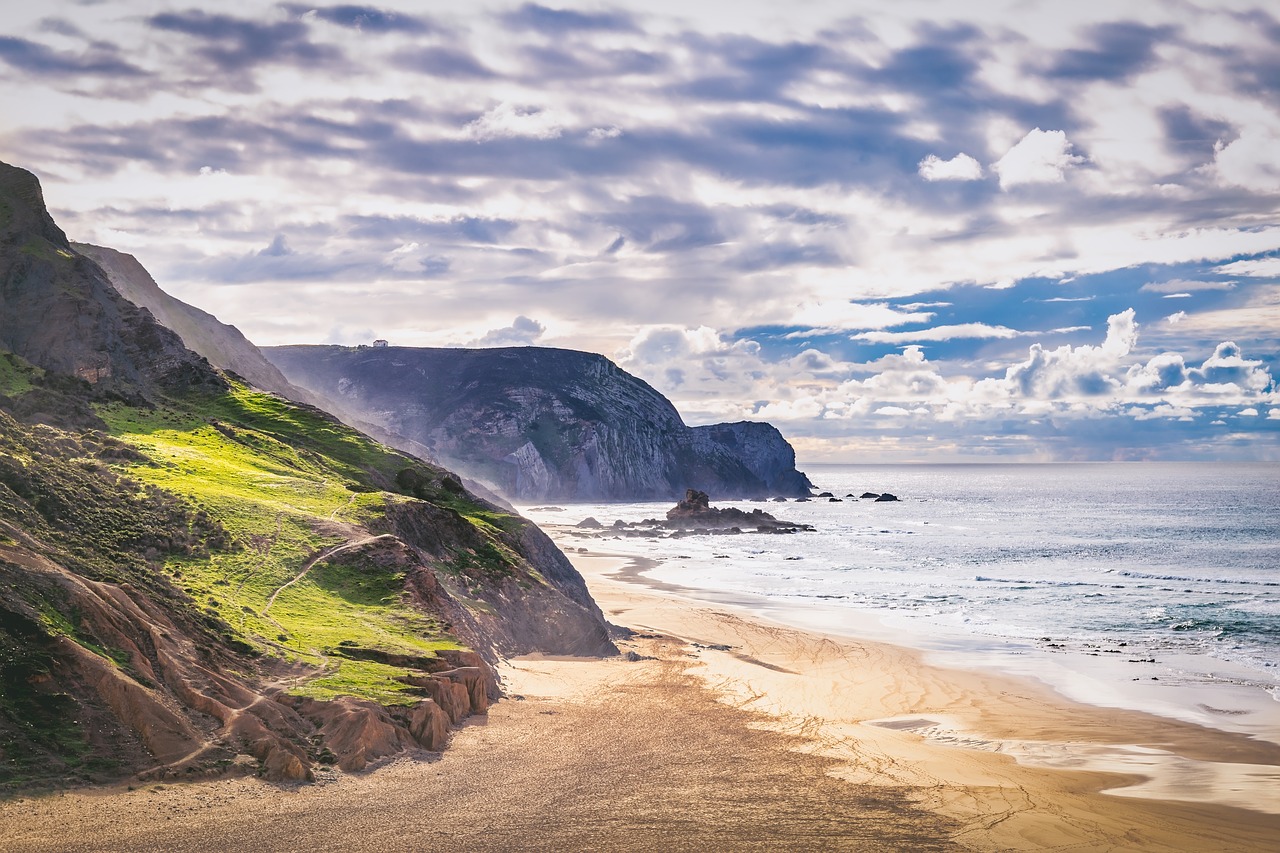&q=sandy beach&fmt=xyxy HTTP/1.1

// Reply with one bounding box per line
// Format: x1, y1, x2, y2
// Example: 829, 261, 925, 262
3, 545, 1279, 852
